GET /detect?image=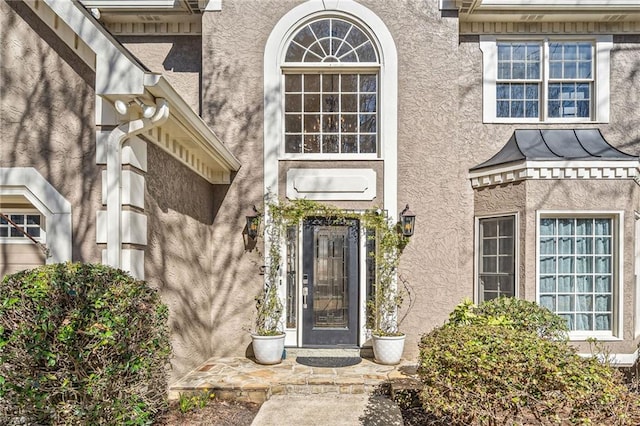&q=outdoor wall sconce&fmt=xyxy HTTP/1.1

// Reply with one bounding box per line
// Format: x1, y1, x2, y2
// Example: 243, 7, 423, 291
114, 97, 157, 118
246, 205, 261, 240
400, 204, 416, 237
